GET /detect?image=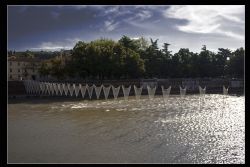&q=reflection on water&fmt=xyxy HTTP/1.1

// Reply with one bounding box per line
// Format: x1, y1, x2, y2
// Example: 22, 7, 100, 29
8, 94, 245, 163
